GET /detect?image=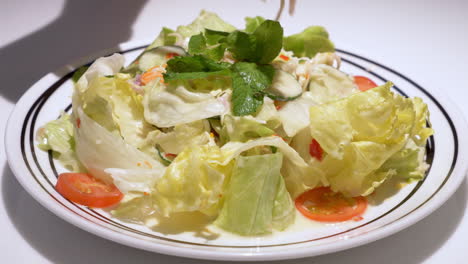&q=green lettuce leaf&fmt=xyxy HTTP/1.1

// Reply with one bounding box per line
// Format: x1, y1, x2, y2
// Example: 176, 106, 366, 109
283, 26, 335, 58
73, 105, 165, 192
412, 97, 434, 146
220, 136, 308, 167
245, 16, 266, 33
378, 139, 429, 181
146, 27, 178, 50
152, 145, 233, 216
220, 115, 275, 143
278, 92, 317, 137
215, 152, 294, 235
143, 80, 228, 127
308, 82, 431, 196
176, 10, 236, 38
281, 128, 325, 197
75, 54, 154, 148
272, 175, 296, 230
36, 114, 84, 172
142, 120, 211, 155
307, 64, 359, 104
